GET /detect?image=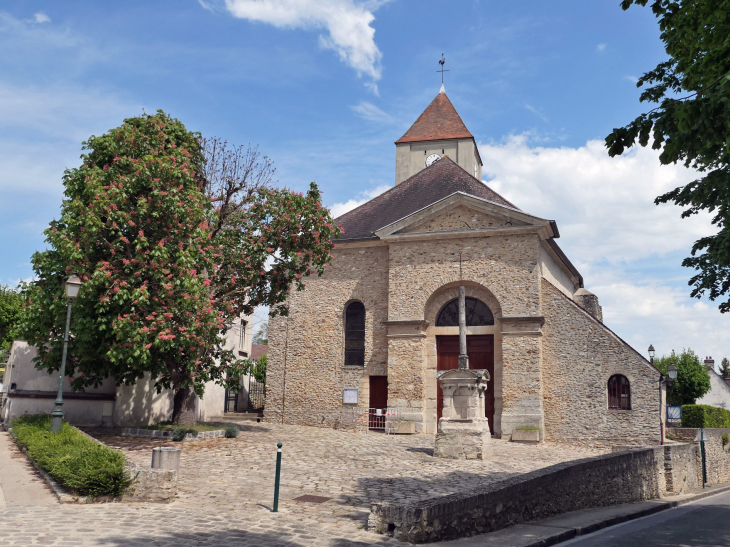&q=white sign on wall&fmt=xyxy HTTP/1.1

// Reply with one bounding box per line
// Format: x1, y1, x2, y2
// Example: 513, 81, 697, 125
343, 388, 358, 404
0, 384, 6, 393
